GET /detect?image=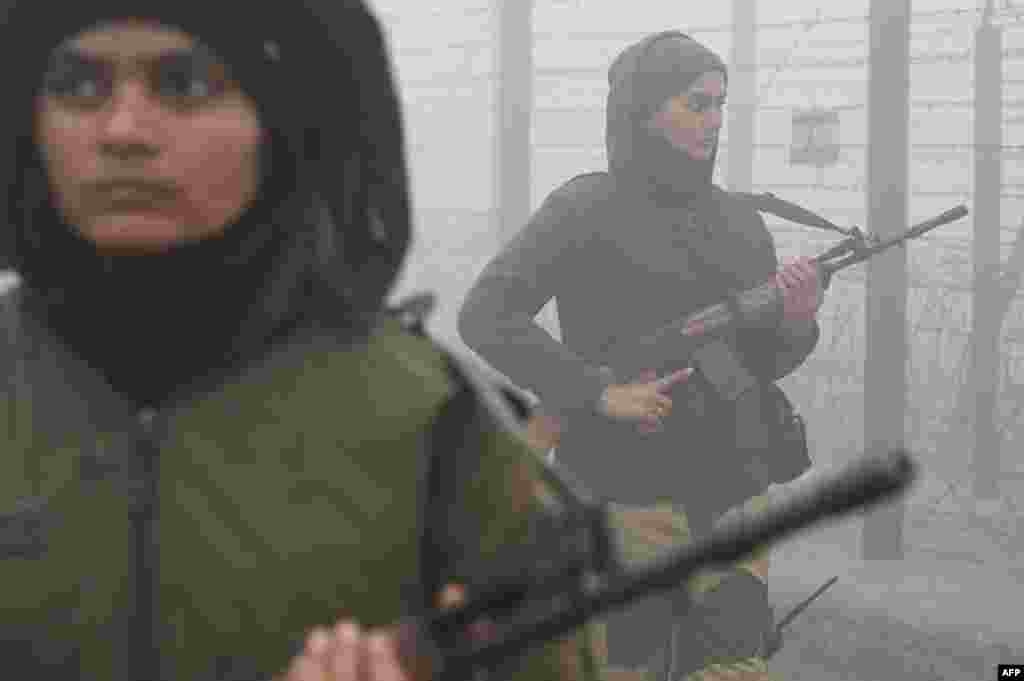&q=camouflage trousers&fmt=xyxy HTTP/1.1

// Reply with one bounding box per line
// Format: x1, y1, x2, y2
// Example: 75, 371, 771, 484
591, 496, 784, 681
